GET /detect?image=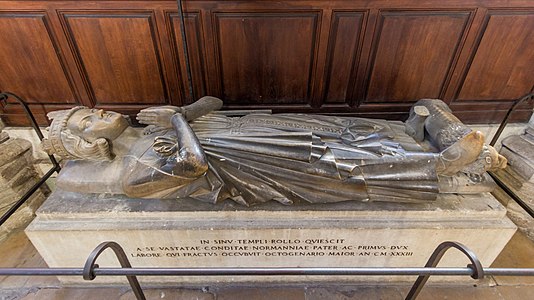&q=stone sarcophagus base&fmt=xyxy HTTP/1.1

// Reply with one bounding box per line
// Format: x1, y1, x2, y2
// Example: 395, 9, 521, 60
26, 190, 516, 286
